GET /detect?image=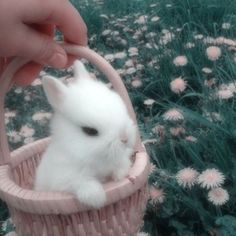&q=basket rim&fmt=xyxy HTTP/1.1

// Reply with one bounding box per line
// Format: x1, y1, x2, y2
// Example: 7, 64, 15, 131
0, 138, 150, 214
